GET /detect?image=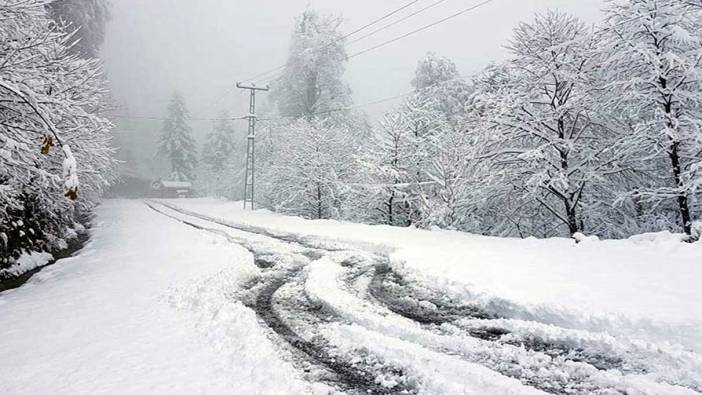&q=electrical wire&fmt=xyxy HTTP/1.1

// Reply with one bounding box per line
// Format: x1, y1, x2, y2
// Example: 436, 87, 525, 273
240, 0, 423, 85
349, 0, 496, 59
258, 0, 496, 86
346, 0, 453, 46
